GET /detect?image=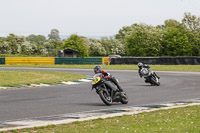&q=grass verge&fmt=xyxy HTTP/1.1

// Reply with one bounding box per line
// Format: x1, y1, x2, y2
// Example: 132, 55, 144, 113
0, 65, 200, 72
2, 105, 199, 133
0, 71, 86, 87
